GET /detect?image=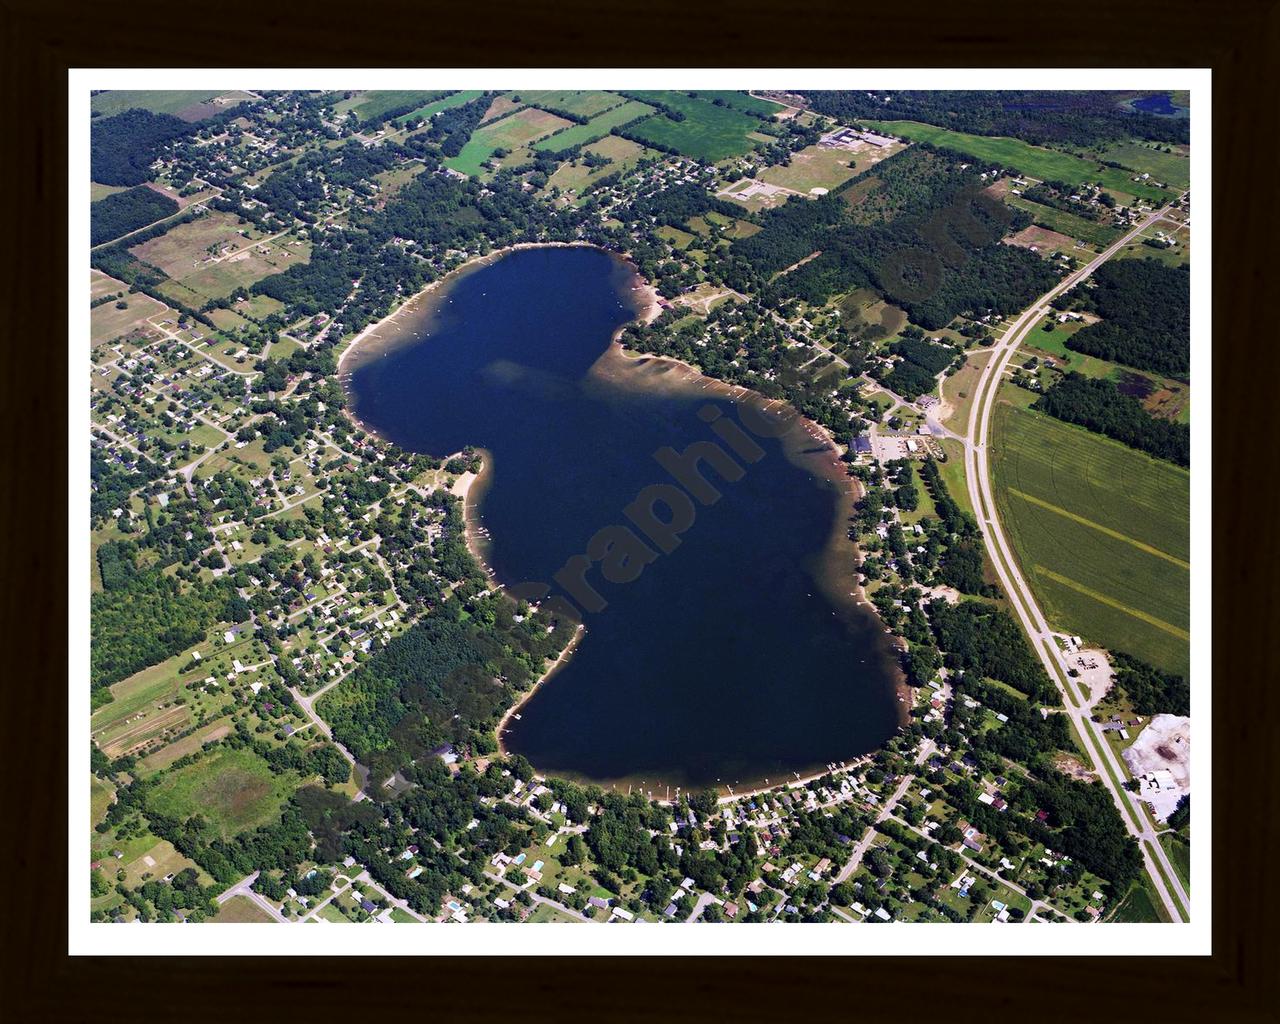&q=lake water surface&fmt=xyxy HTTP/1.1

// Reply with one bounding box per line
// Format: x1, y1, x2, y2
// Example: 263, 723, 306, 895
347, 246, 903, 792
